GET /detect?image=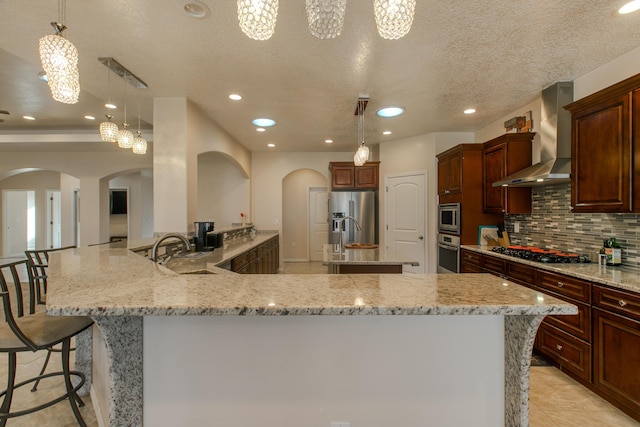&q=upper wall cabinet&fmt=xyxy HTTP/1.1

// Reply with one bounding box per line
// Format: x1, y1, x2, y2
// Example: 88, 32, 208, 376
482, 133, 534, 214
565, 73, 640, 213
329, 161, 379, 190
437, 146, 463, 196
